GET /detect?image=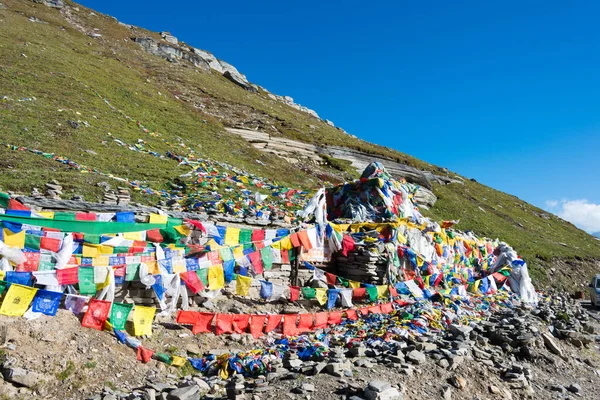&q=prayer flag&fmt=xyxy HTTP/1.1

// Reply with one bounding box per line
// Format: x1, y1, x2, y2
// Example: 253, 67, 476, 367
82, 299, 111, 330
31, 289, 62, 316
133, 305, 156, 336
0, 284, 37, 316
111, 302, 133, 330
